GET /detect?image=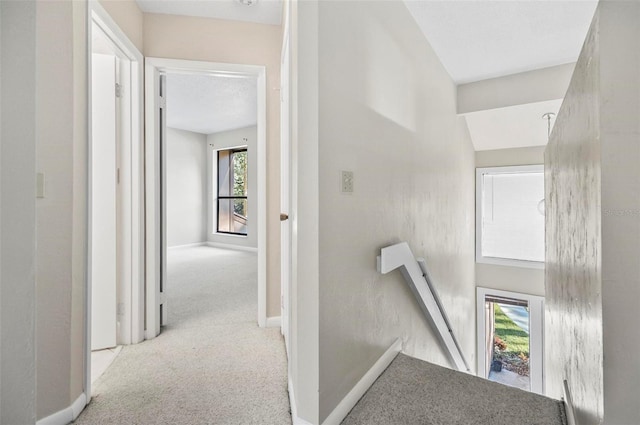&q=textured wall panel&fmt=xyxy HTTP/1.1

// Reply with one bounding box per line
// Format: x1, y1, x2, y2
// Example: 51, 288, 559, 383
546, 3, 640, 423
544, 10, 603, 425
